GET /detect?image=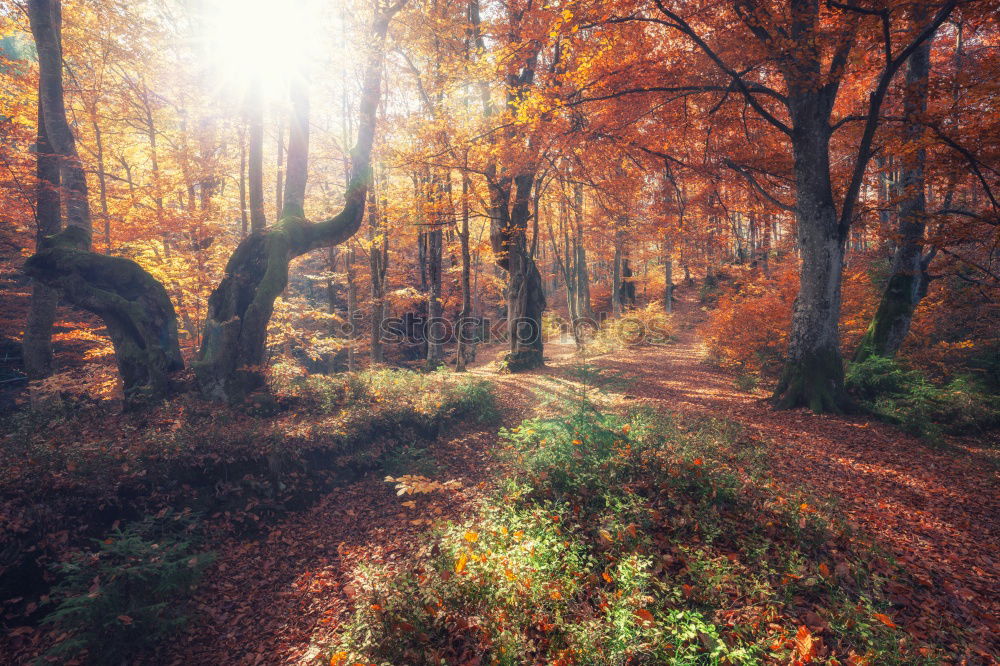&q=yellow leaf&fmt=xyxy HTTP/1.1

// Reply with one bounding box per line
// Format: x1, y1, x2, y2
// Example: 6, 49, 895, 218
598, 529, 614, 544
464, 531, 479, 543
455, 552, 468, 574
